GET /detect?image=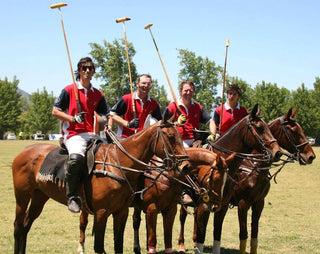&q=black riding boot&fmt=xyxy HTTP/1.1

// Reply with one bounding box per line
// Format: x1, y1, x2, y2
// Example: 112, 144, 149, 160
65, 153, 85, 213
